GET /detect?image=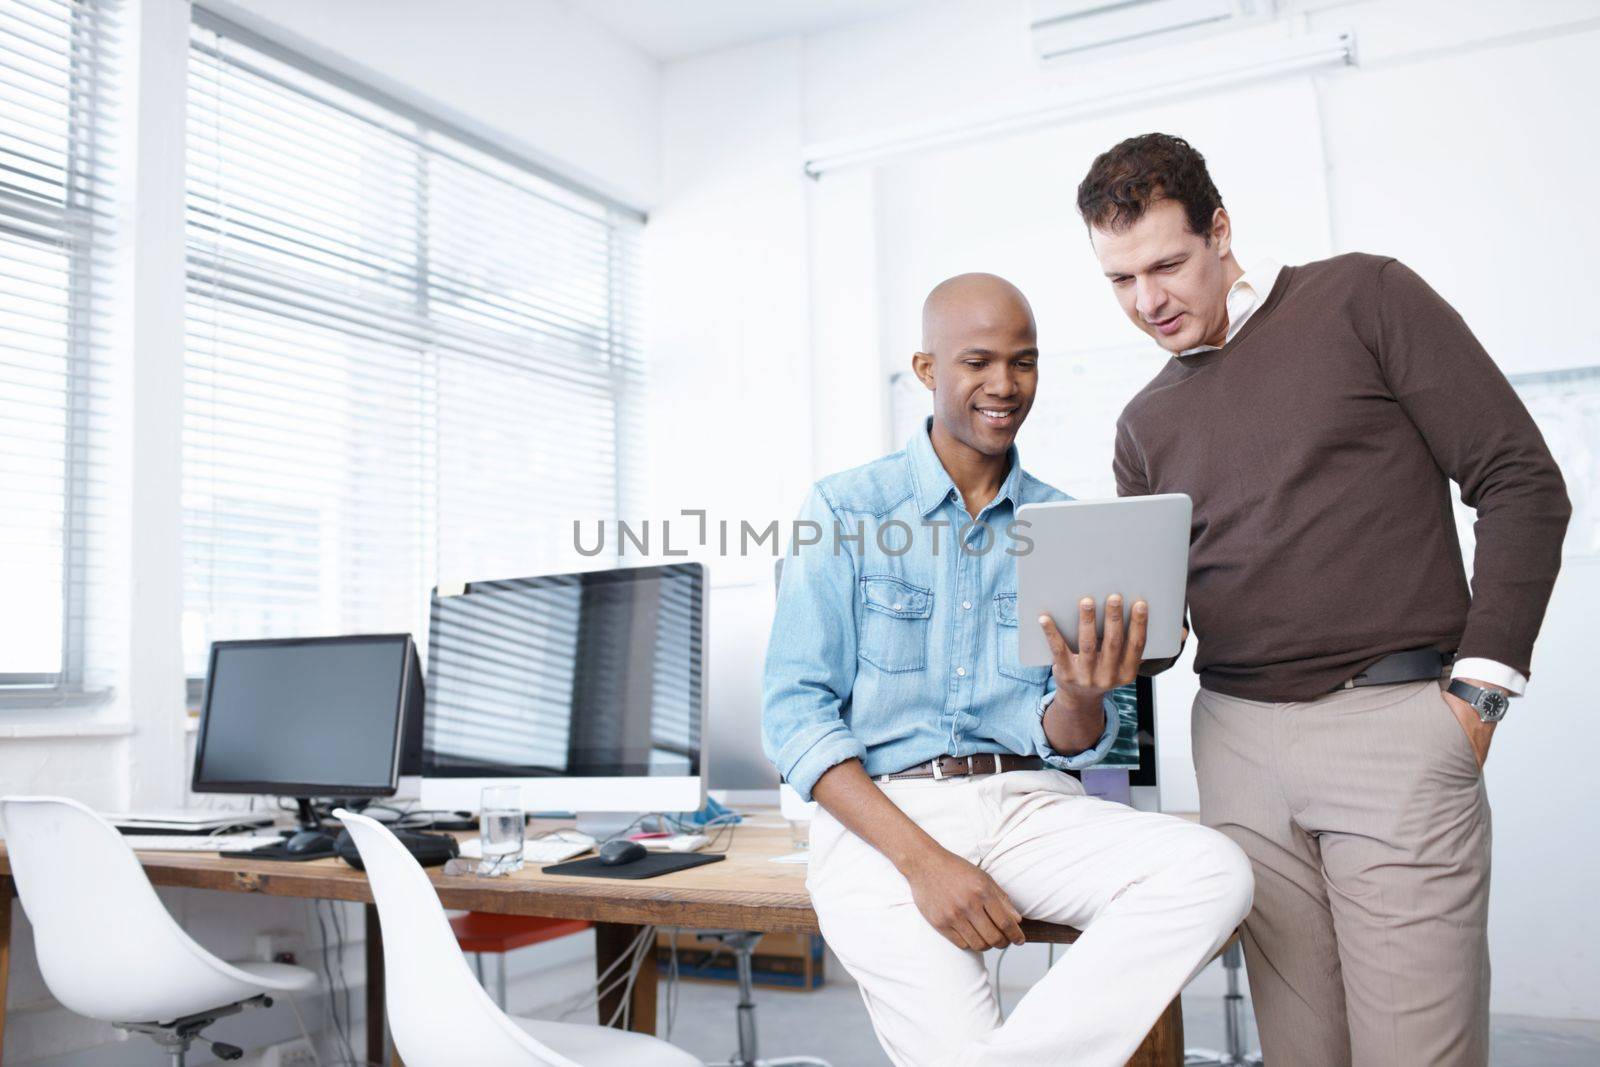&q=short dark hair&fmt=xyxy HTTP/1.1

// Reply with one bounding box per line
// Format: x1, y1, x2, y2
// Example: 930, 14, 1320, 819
1076, 133, 1223, 238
